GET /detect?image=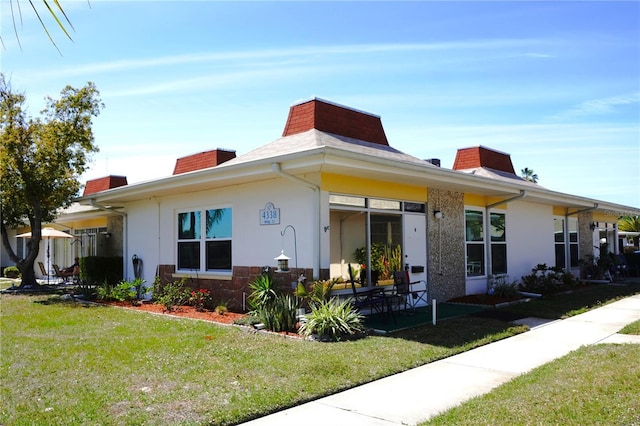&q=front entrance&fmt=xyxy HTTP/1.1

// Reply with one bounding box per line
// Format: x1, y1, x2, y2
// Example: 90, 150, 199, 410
328, 195, 428, 302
